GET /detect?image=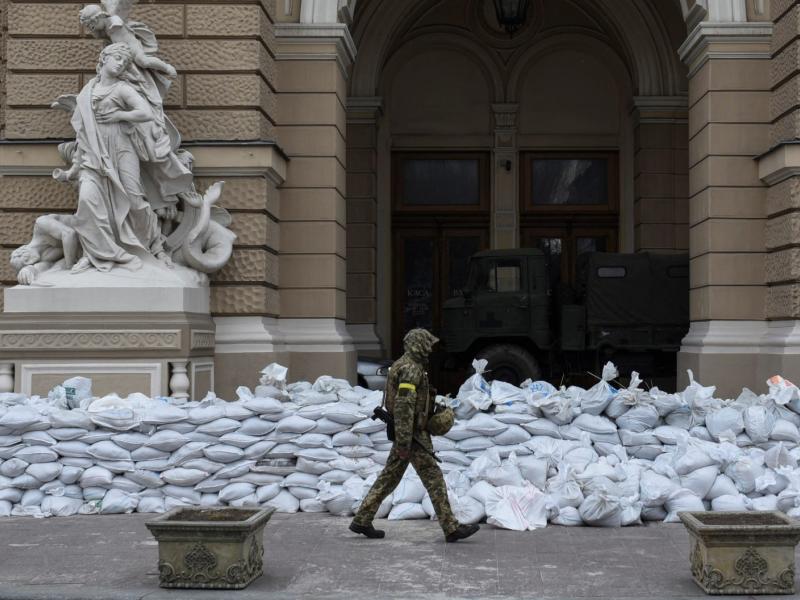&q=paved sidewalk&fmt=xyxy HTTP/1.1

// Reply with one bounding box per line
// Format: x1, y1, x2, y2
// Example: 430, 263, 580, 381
0, 513, 793, 600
